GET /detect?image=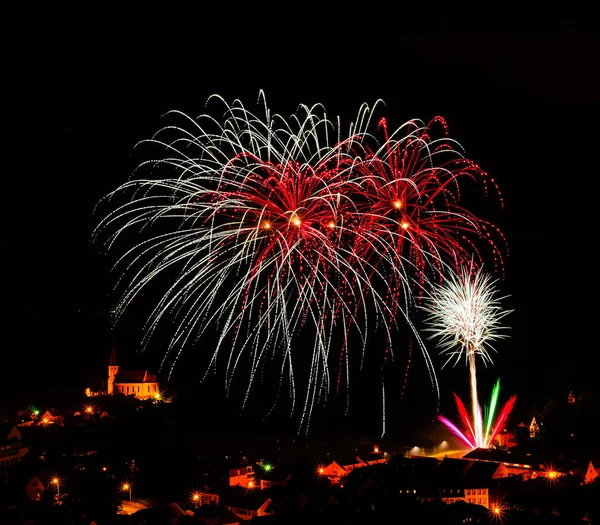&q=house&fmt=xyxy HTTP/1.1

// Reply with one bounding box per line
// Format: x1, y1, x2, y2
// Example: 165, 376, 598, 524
0, 424, 29, 467
222, 488, 273, 521
25, 476, 45, 500
195, 490, 220, 506
319, 454, 387, 485
337, 456, 368, 474
389, 455, 440, 497
583, 460, 598, 484
106, 342, 160, 400
423, 458, 494, 509
463, 447, 540, 478
463, 460, 507, 506
230, 465, 255, 488
465, 458, 508, 480
40, 409, 64, 426
258, 467, 291, 490
431, 457, 475, 506
318, 460, 347, 484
